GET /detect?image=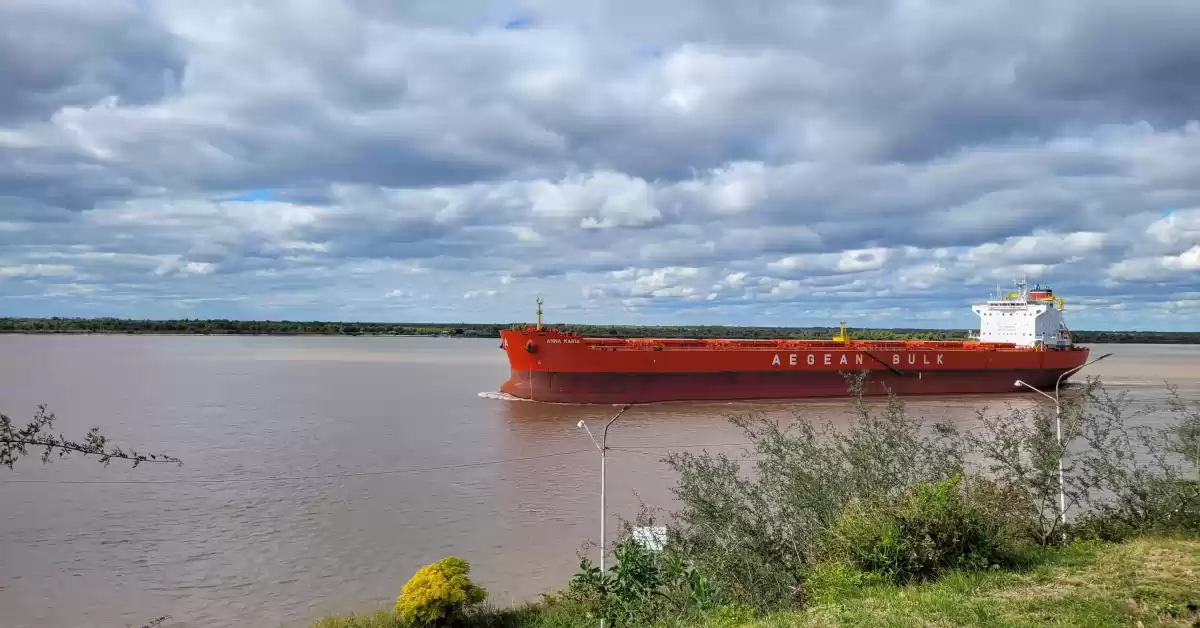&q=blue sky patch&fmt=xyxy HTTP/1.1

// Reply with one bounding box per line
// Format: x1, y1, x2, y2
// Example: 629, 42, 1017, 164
221, 189, 275, 203
503, 15, 534, 30
636, 45, 663, 59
